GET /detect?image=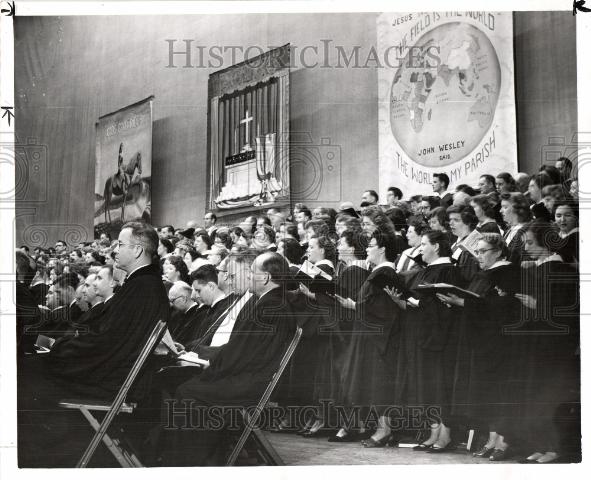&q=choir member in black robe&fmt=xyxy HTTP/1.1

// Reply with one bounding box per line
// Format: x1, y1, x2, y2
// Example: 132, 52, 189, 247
528, 173, 554, 222
17, 221, 170, 467
447, 205, 482, 287
296, 235, 336, 436
387, 230, 463, 452
395, 219, 428, 276
554, 201, 578, 265
277, 237, 303, 291
513, 220, 579, 463
500, 192, 532, 264
436, 234, 521, 460
471, 194, 502, 235
162, 252, 297, 466
297, 233, 370, 438
337, 228, 404, 447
